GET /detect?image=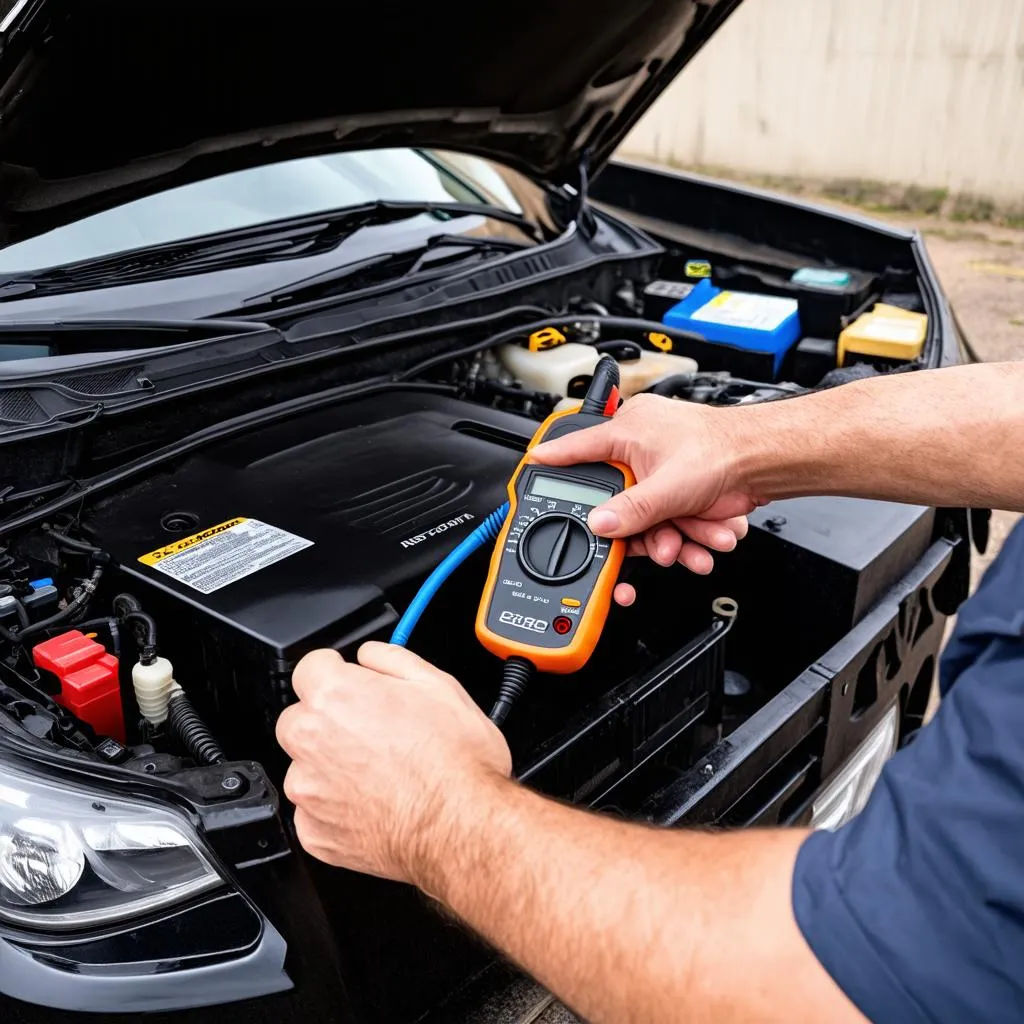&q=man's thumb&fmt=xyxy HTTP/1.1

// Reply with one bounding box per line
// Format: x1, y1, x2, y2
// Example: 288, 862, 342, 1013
587, 471, 674, 538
